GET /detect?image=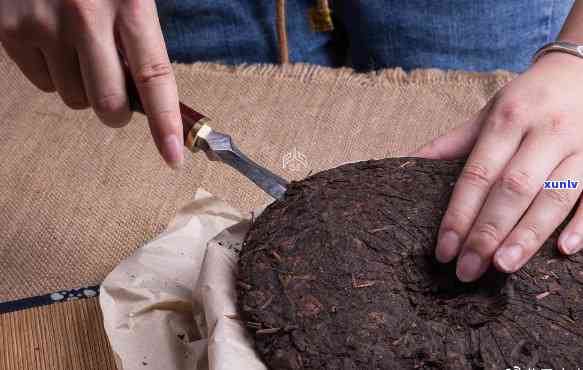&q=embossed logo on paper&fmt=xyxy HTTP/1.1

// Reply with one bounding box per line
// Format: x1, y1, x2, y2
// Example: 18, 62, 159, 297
282, 147, 308, 172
